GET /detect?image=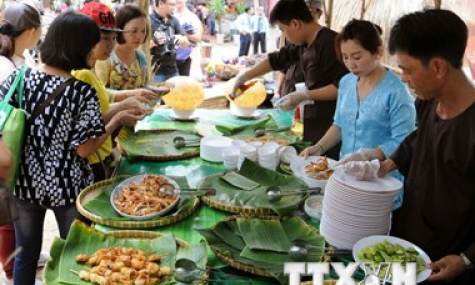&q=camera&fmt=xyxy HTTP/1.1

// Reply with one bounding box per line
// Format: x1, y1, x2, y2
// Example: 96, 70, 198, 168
154, 23, 177, 56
